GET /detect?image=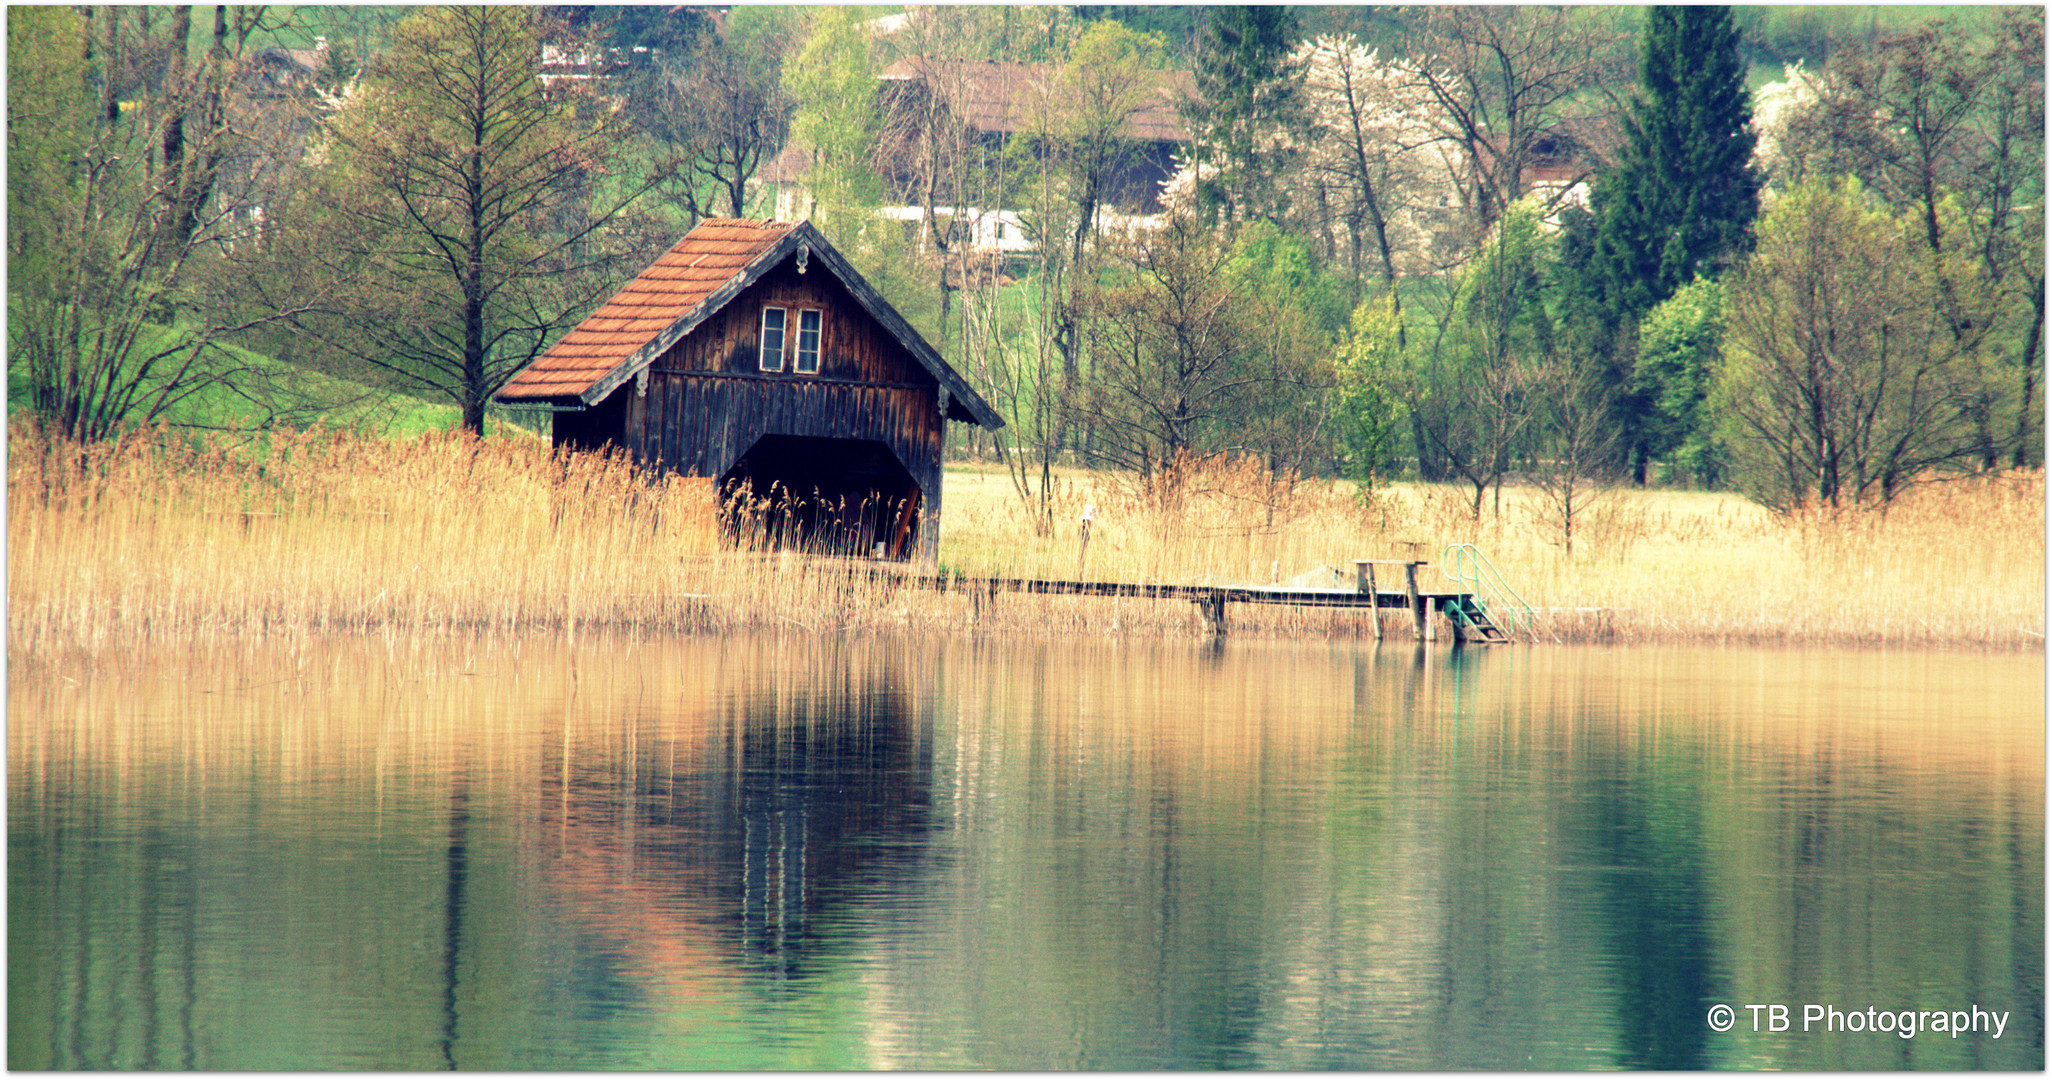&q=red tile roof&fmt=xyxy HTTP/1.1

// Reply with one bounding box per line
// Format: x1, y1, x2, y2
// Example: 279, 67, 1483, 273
494, 217, 1004, 429
494, 218, 797, 401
